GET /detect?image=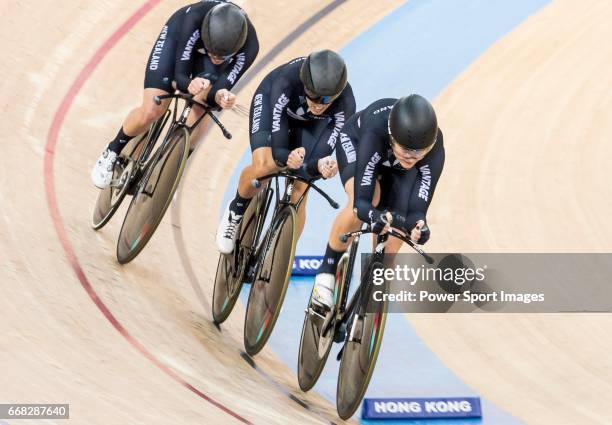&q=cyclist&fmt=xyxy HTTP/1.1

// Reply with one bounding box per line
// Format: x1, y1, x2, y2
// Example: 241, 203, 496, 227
216, 50, 356, 254
91, 1, 259, 189
311, 94, 445, 309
